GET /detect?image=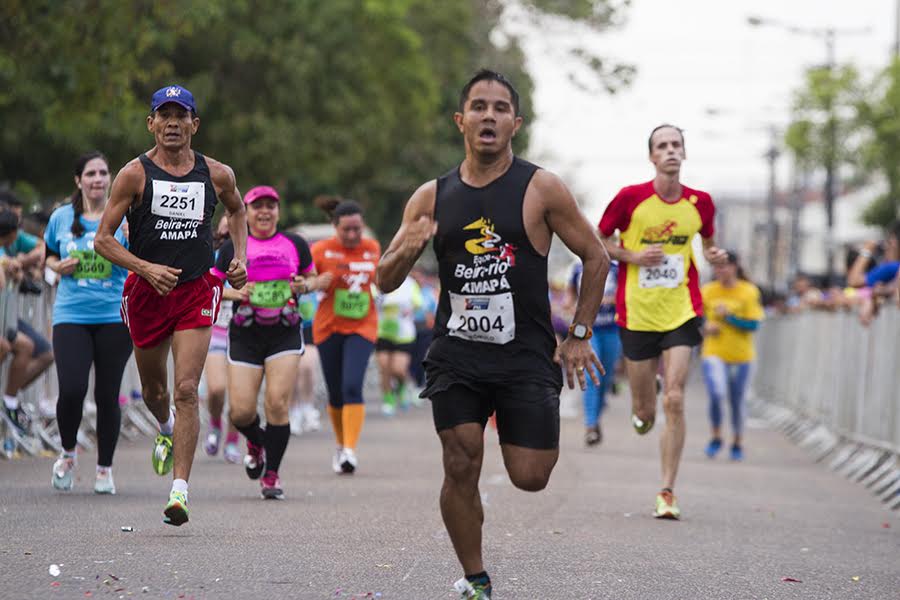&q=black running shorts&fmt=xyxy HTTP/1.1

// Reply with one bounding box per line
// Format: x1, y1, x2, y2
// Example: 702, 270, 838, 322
429, 380, 560, 450
619, 317, 703, 361
374, 338, 415, 354
228, 324, 303, 367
